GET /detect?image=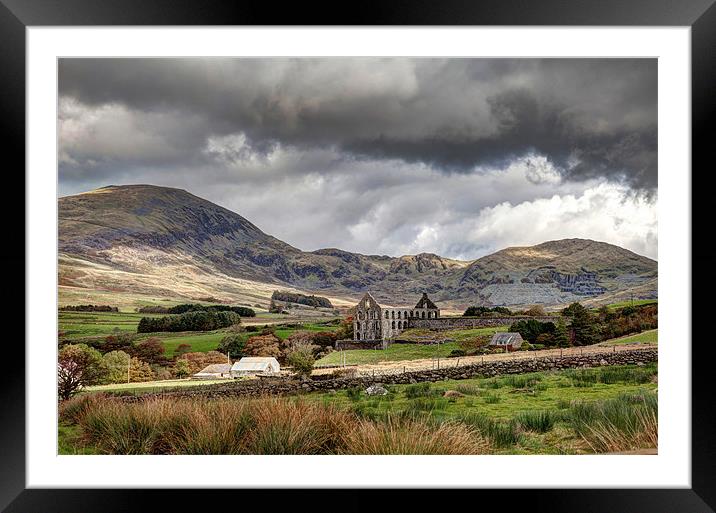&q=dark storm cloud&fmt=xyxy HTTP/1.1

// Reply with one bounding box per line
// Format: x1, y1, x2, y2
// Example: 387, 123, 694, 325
59, 58, 657, 191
